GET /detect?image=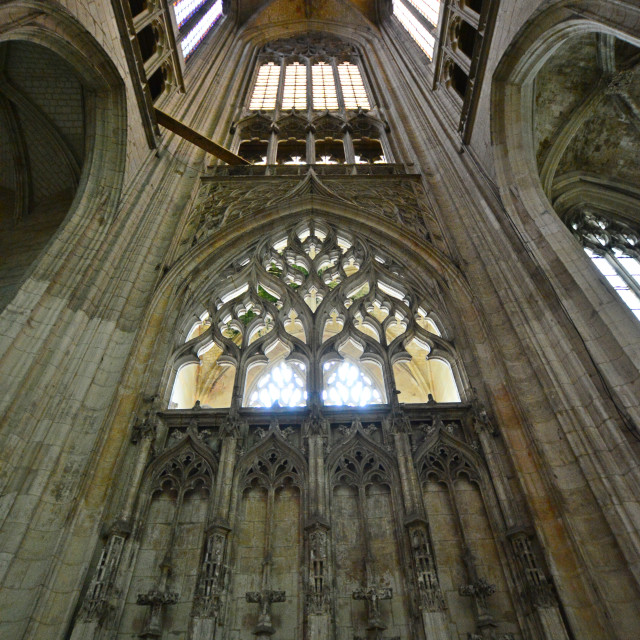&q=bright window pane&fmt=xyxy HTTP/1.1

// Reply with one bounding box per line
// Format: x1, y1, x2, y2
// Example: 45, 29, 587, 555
282, 62, 307, 110
181, 0, 223, 59
248, 361, 307, 408
250, 62, 281, 110
312, 62, 339, 110
173, 0, 207, 28
323, 361, 384, 407
337, 62, 370, 110
614, 248, 640, 287
392, 0, 435, 60
586, 248, 640, 320
404, 0, 440, 26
